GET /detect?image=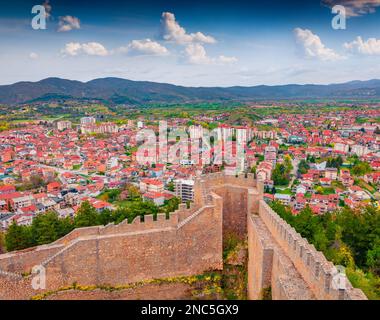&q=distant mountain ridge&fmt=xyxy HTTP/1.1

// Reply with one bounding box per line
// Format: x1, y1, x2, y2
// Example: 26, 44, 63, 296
1, 77, 380, 105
